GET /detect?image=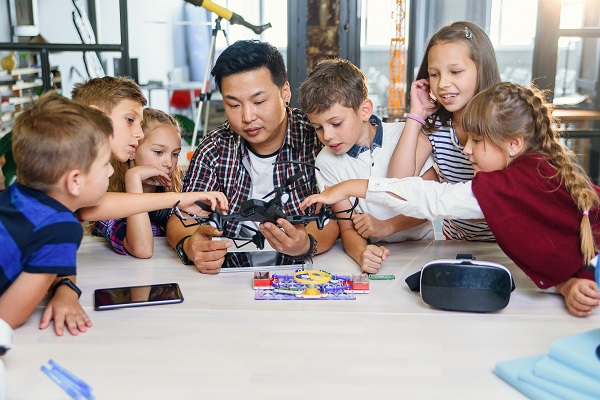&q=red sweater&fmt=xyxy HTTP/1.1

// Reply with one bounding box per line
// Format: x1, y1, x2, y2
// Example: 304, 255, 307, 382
471, 153, 598, 288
